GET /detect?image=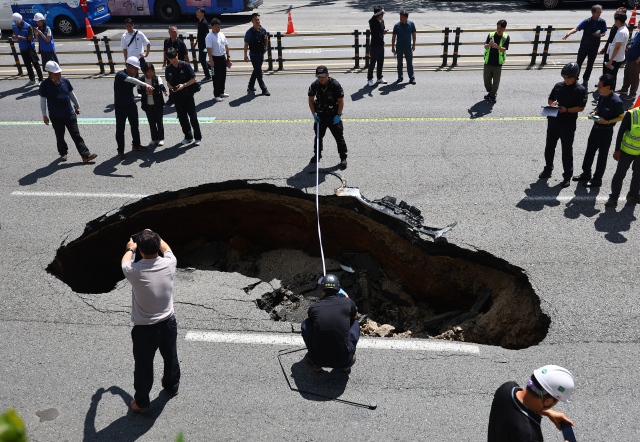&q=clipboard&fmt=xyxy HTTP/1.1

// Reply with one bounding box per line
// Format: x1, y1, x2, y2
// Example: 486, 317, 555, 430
541, 106, 559, 117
